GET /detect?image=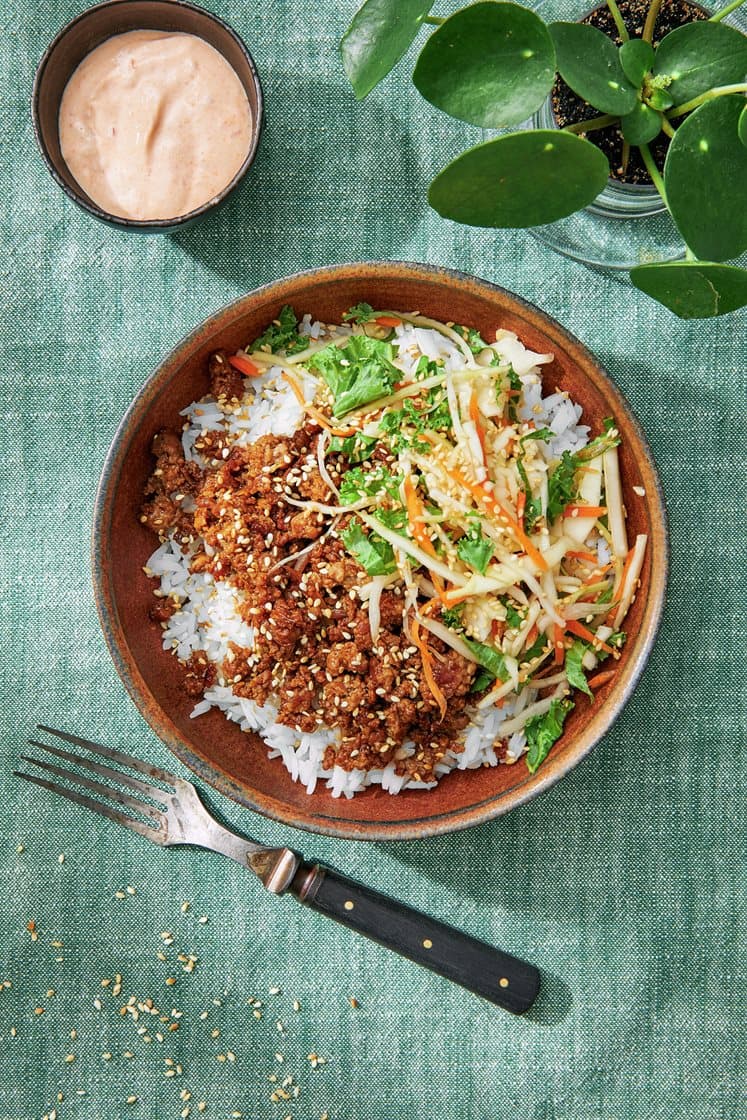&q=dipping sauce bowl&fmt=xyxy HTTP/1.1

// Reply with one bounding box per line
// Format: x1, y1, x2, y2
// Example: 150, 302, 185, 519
32, 0, 263, 231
